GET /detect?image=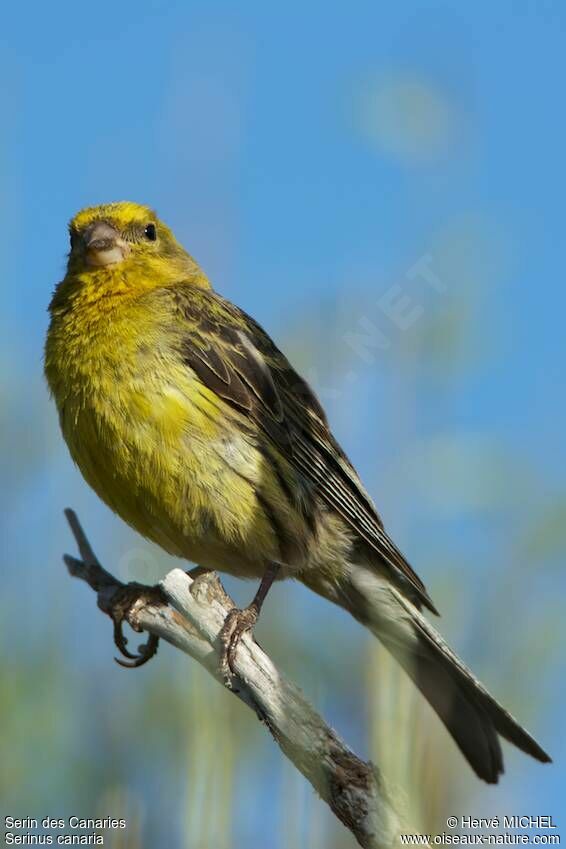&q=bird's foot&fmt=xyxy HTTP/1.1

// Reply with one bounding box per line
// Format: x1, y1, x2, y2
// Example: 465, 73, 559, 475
111, 582, 160, 668
219, 603, 259, 685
